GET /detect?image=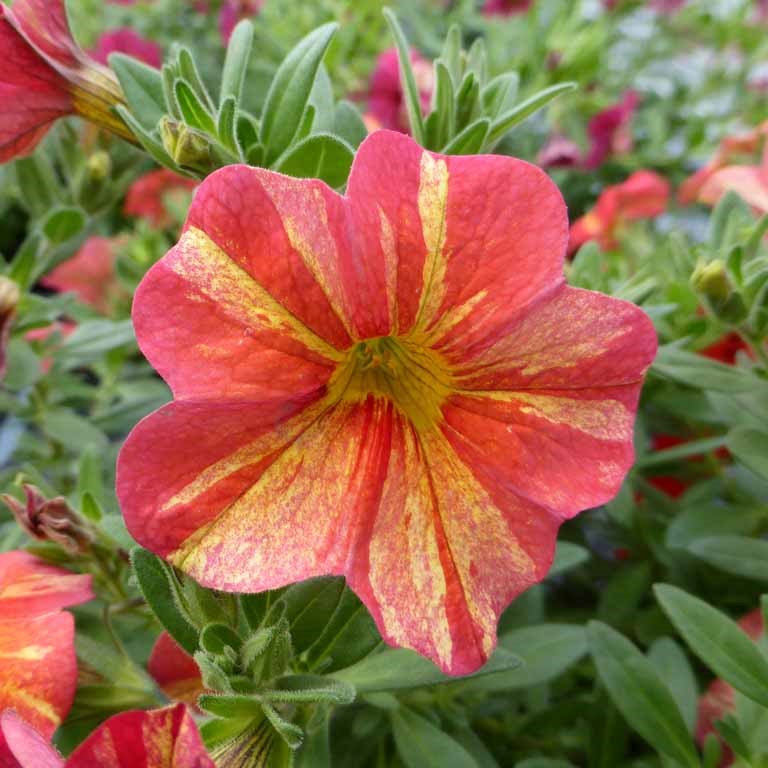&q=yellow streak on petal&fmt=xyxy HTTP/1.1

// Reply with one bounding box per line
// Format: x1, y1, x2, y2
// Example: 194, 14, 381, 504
474, 391, 633, 441
171, 227, 343, 362
0, 644, 53, 661
0, 684, 59, 727
259, 177, 355, 339
161, 398, 329, 513
368, 419, 453, 669
421, 429, 536, 660
378, 205, 398, 334
416, 289, 487, 346
142, 710, 174, 766
415, 152, 450, 331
